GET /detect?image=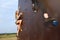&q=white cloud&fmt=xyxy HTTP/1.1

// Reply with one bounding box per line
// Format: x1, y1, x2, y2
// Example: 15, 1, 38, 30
0, 0, 18, 9
0, 0, 18, 23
